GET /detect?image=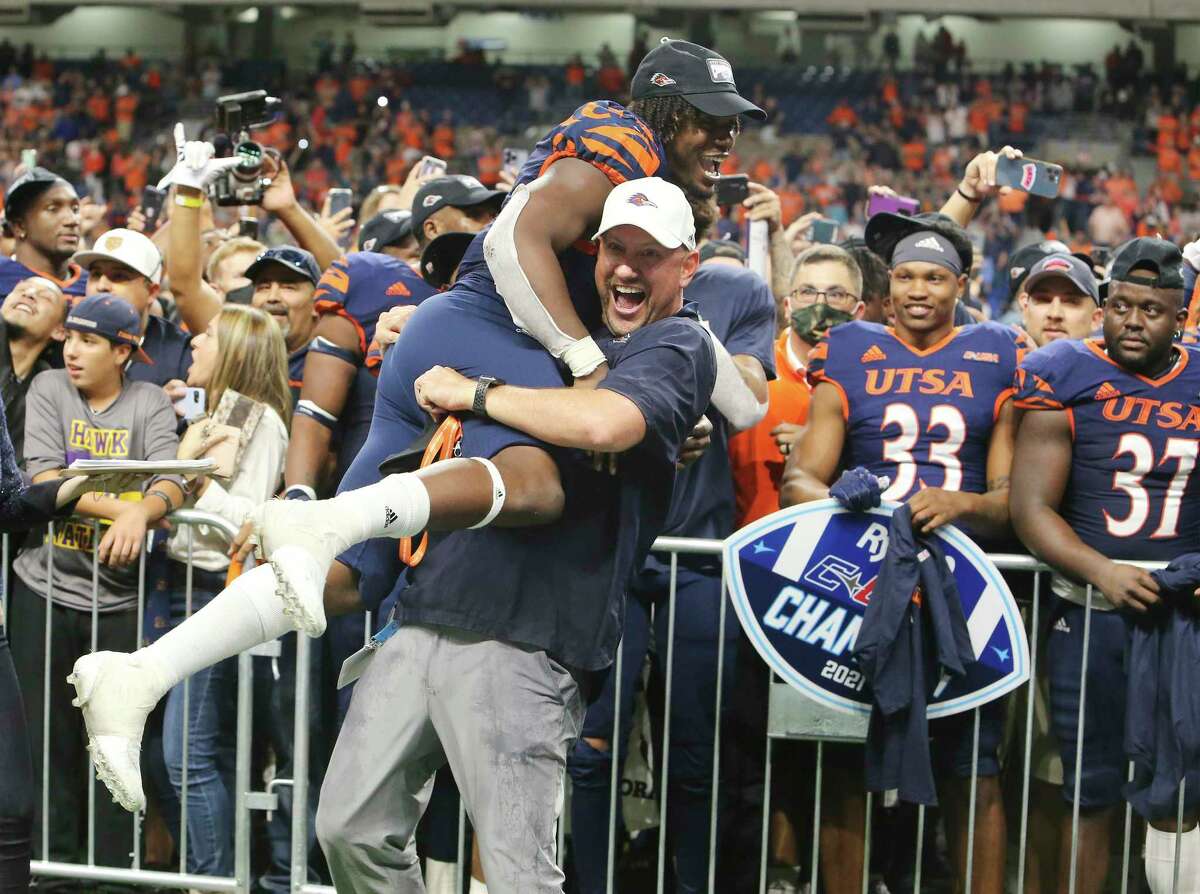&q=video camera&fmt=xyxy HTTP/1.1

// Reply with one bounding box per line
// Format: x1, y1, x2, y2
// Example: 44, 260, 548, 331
210, 90, 281, 207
